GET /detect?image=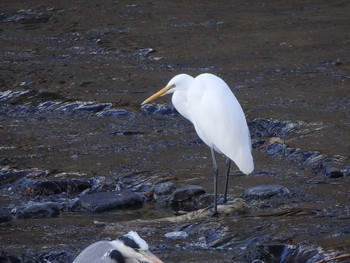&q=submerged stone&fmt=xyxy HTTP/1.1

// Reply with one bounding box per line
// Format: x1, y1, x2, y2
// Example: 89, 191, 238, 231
0, 251, 22, 263
0, 208, 12, 223
14, 201, 60, 219
16, 178, 91, 196
249, 118, 296, 138
38, 250, 76, 263
153, 182, 176, 197
97, 109, 135, 119
141, 104, 178, 115
169, 185, 206, 203
244, 184, 290, 199
79, 191, 144, 213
